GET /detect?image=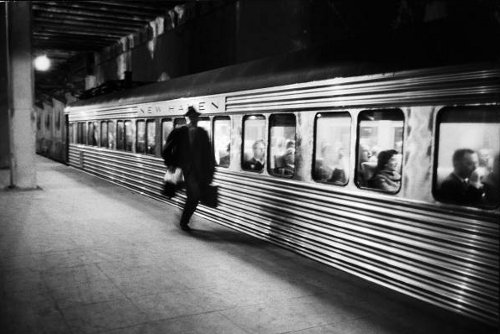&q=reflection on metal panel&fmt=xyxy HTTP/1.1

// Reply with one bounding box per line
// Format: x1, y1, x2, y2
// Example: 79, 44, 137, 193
68, 146, 498, 324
